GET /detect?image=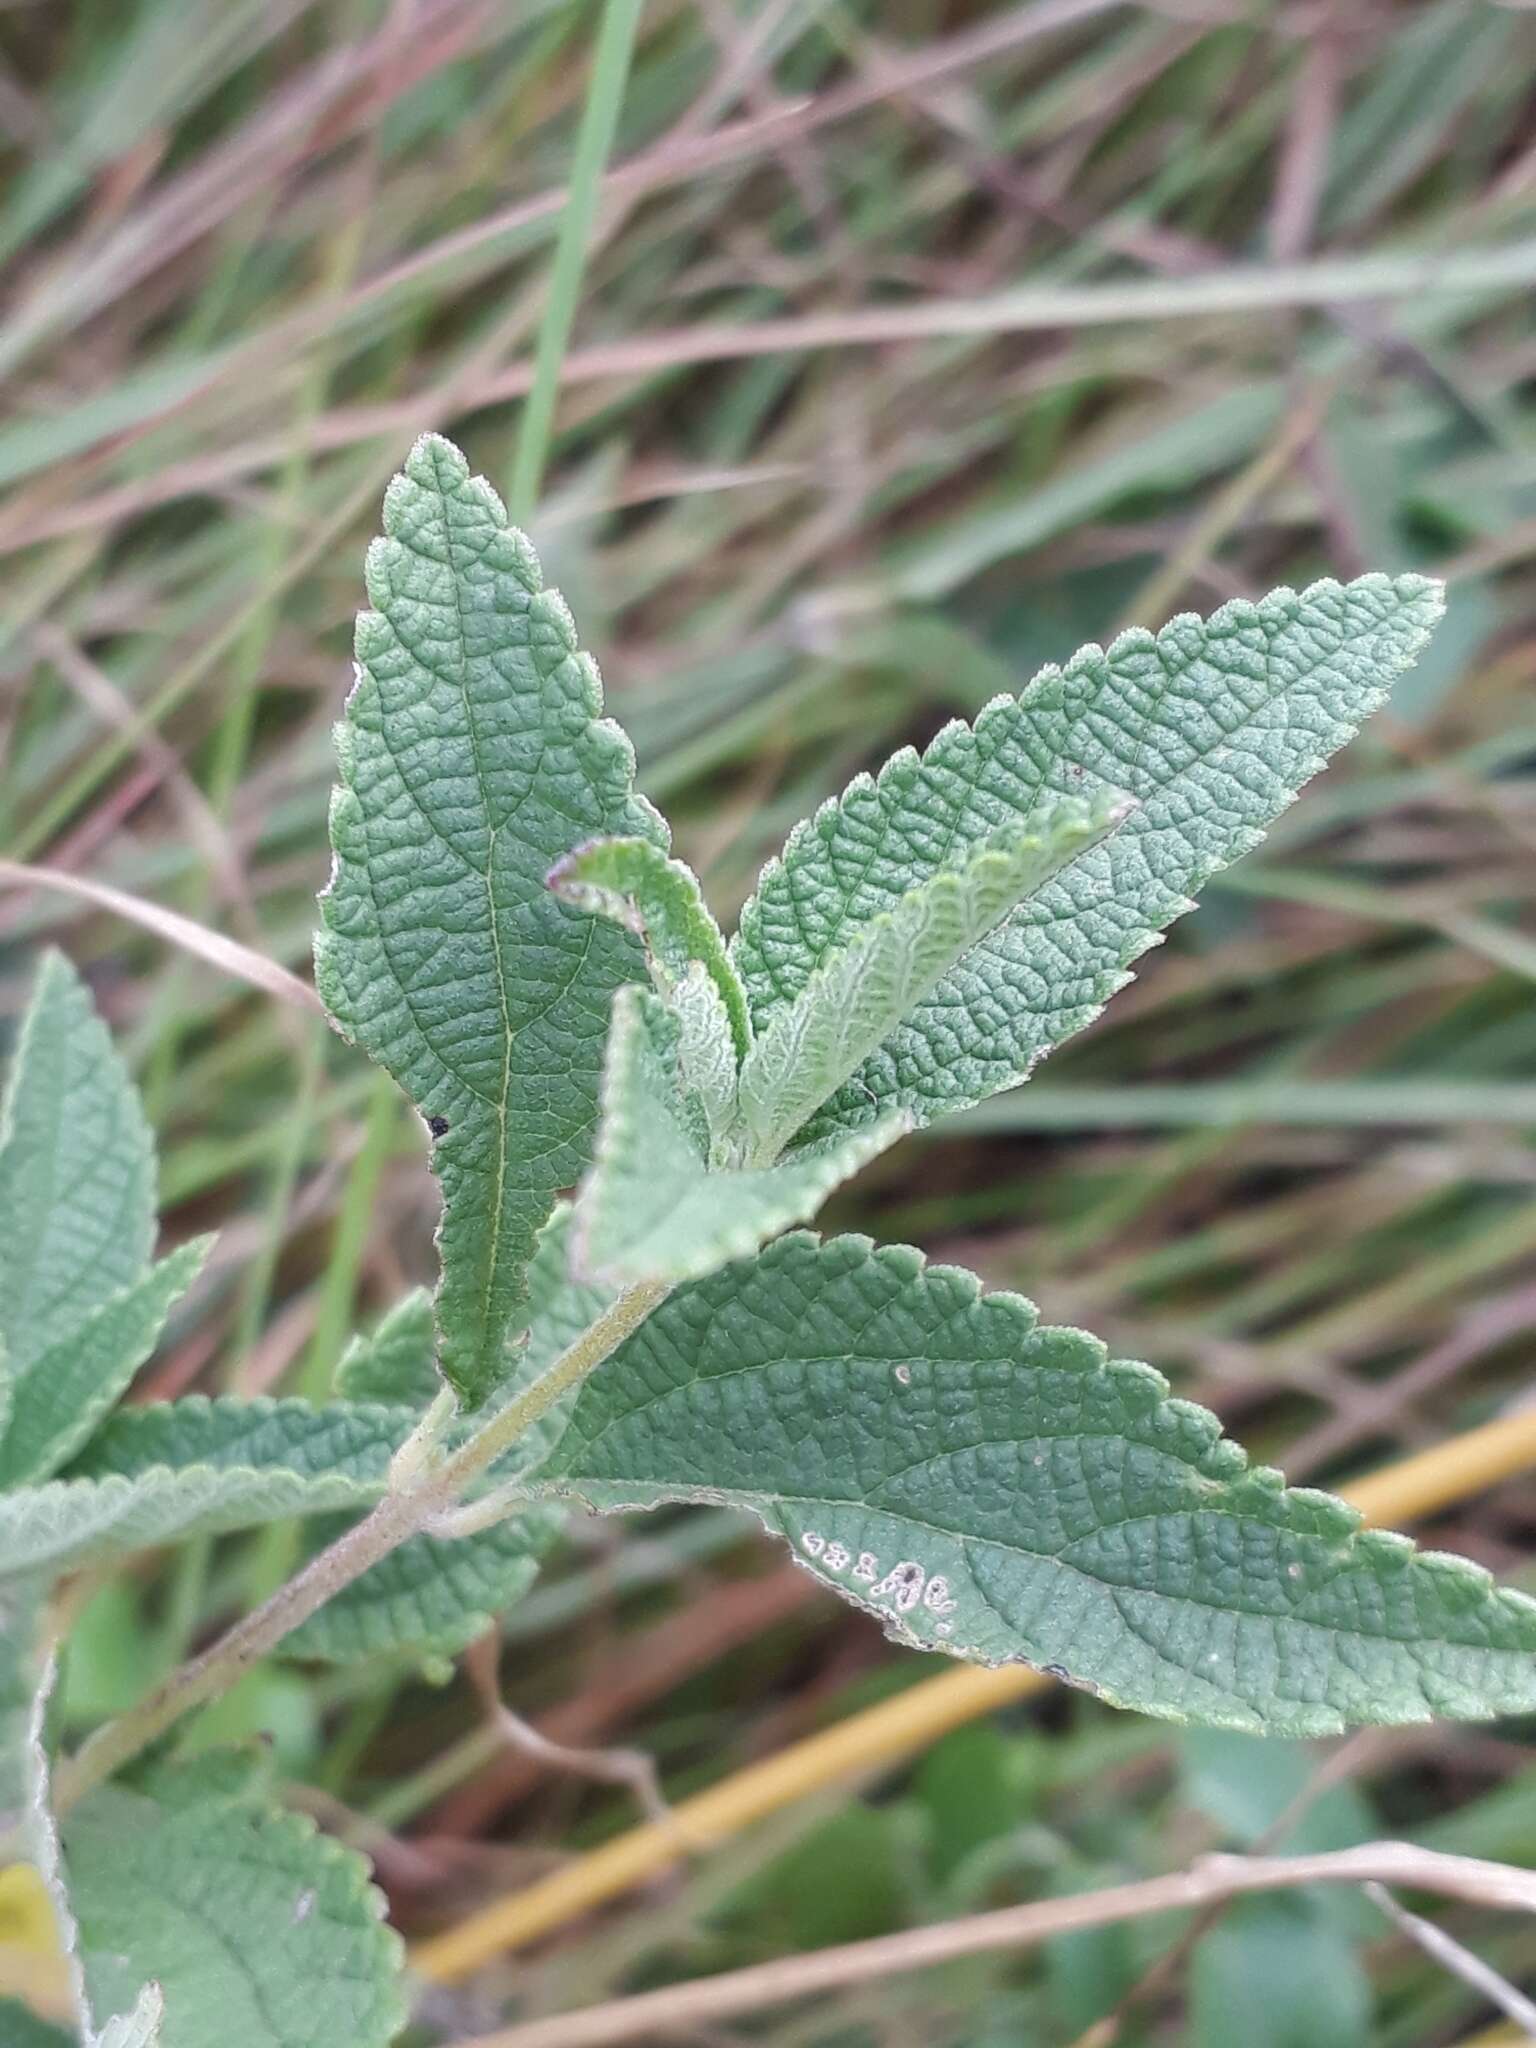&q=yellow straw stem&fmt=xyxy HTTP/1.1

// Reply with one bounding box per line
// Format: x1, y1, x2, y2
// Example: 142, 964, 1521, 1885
1339, 1405, 1536, 1526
